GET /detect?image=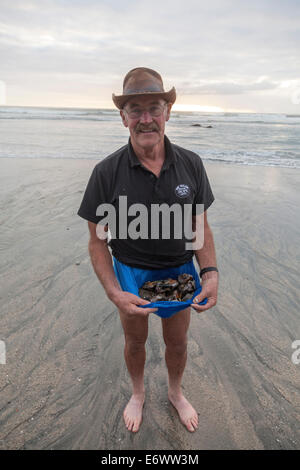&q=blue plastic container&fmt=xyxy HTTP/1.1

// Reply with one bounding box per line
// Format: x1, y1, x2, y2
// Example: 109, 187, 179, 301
113, 257, 207, 318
